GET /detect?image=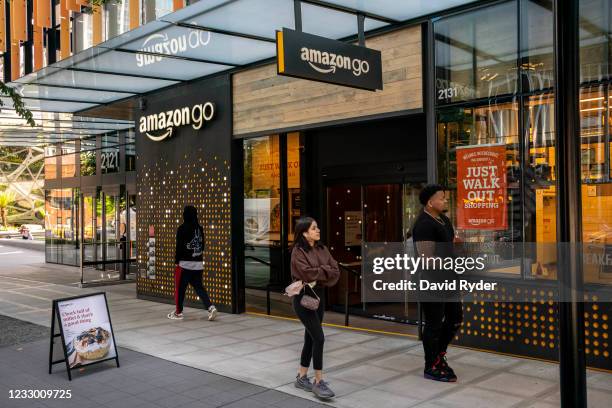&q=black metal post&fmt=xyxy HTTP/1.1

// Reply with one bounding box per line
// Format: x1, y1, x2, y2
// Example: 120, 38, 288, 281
279, 134, 290, 284
424, 20, 437, 184
25, 0, 33, 74
553, 0, 587, 407
357, 14, 365, 46
4, 0, 11, 80
48, 0, 57, 64
294, 0, 302, 32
